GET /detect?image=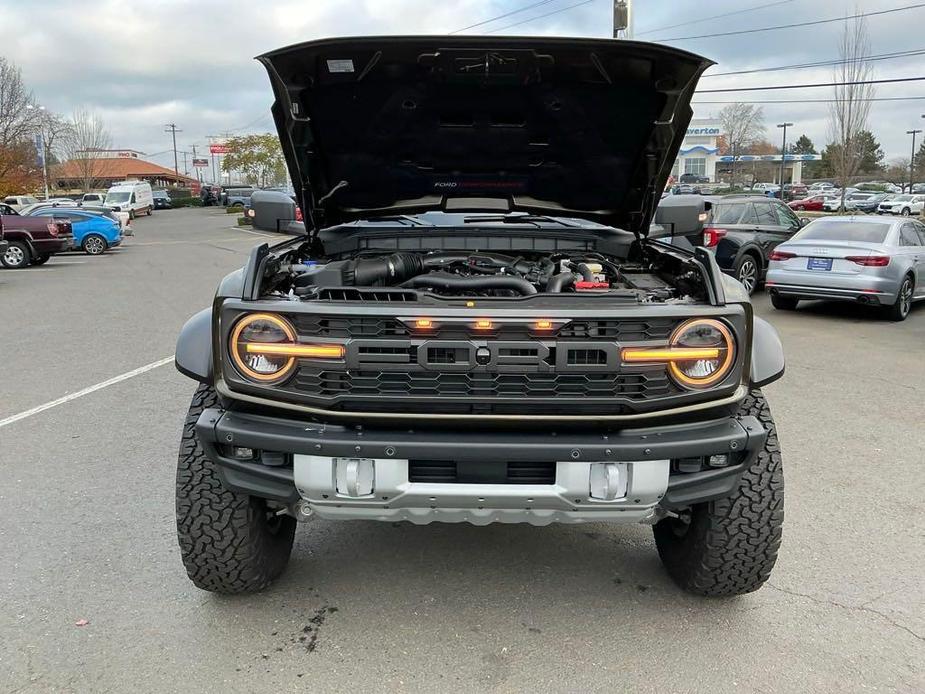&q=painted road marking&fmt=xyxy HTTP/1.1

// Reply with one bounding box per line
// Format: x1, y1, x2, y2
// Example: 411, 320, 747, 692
0, 356, 174, 429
